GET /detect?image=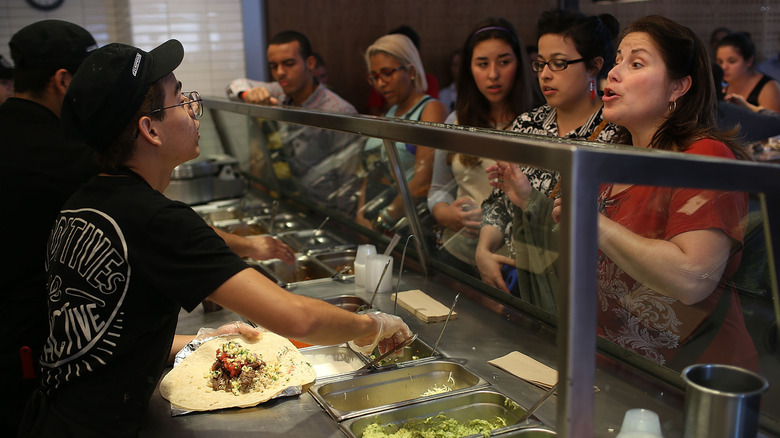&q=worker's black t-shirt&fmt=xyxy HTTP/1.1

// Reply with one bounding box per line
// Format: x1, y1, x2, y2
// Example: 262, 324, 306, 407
39, 173, 248, 435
